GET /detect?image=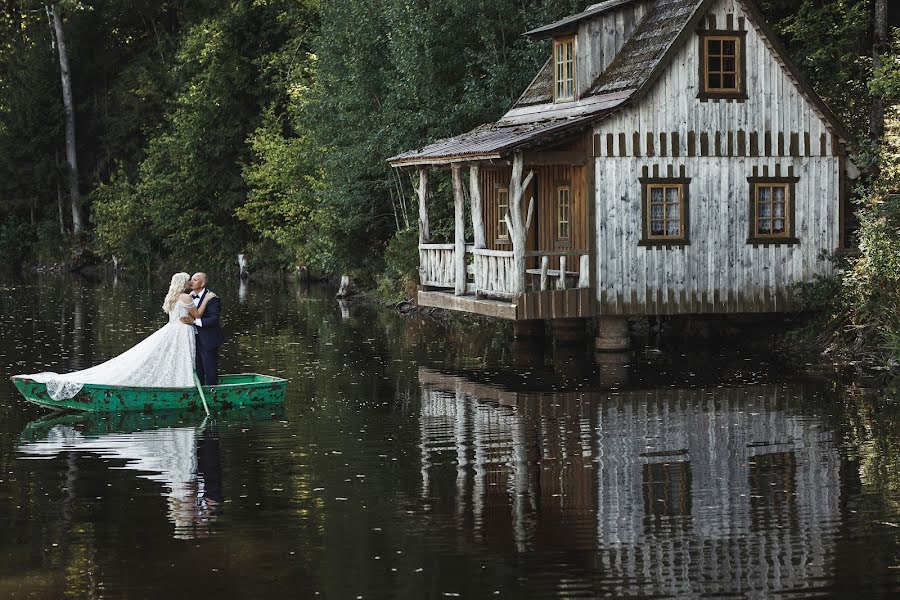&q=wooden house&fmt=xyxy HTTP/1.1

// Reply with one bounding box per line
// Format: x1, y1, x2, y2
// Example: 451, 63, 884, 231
388, 0, 856, 323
